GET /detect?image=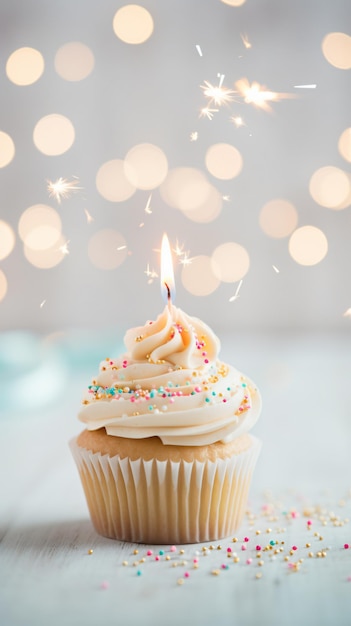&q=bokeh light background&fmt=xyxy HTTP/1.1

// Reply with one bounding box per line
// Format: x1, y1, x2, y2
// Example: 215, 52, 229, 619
0, 0, 350, 436
1, 0, 351, 331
